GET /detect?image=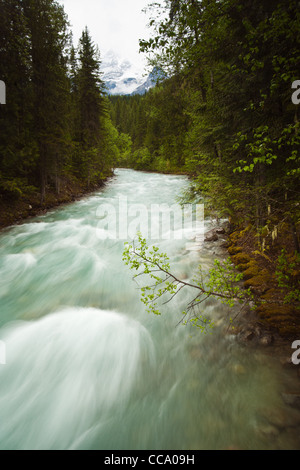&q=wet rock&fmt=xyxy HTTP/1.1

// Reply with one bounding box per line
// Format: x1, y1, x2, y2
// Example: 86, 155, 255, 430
276, 428, 300, 450
280, 356, 294, 368
241, 330, 255, 342
204, 229, 218, 242
231, 363, 246, 375
260, 408, 287, 429
257, 423, 280, 438
228, 245, 243, 255
231, 252, 251, 265
260, 406, 300, 429
215, 227, 226, 235
281, 393, 300, 410
259, 334, 274, 346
